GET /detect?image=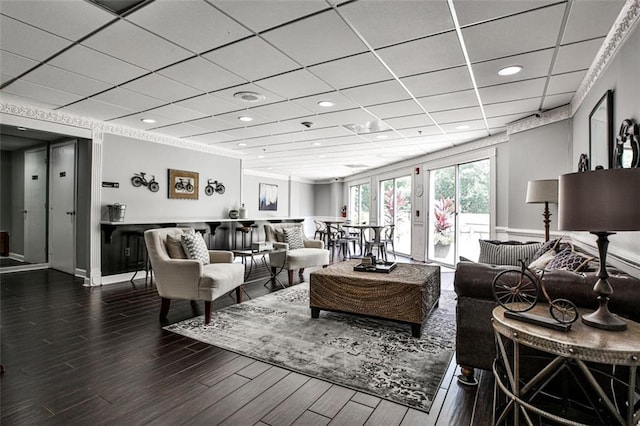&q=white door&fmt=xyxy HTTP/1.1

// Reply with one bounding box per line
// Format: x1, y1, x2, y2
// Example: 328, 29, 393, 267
49, 142, 76, 274
24, 148, 47, 263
